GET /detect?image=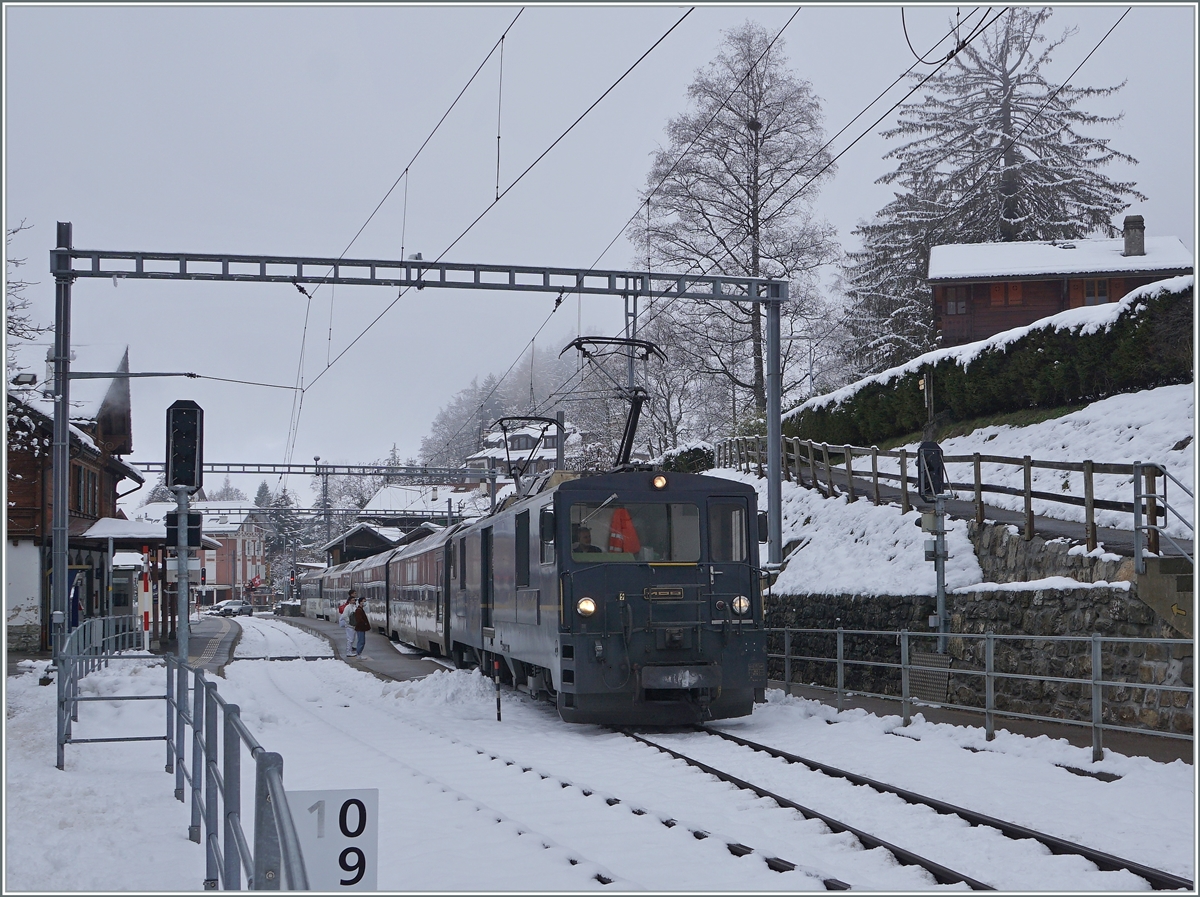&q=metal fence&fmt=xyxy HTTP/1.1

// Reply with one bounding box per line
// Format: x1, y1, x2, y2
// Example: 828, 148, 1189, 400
167, 655, 310, 890
56, 615, 156, 770
50, 617, 308, 889
768, 626, 1193, 762
717, 436, 1193, 568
